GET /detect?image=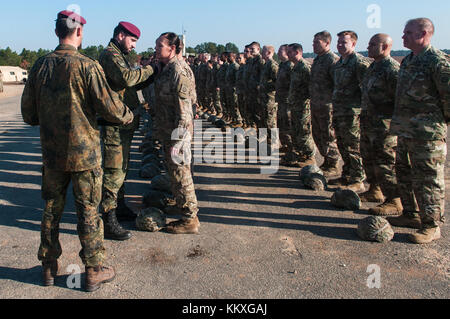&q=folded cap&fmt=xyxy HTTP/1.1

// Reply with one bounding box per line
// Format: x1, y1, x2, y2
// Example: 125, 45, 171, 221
57, 10, 87, 25
119, 21, 141, 39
